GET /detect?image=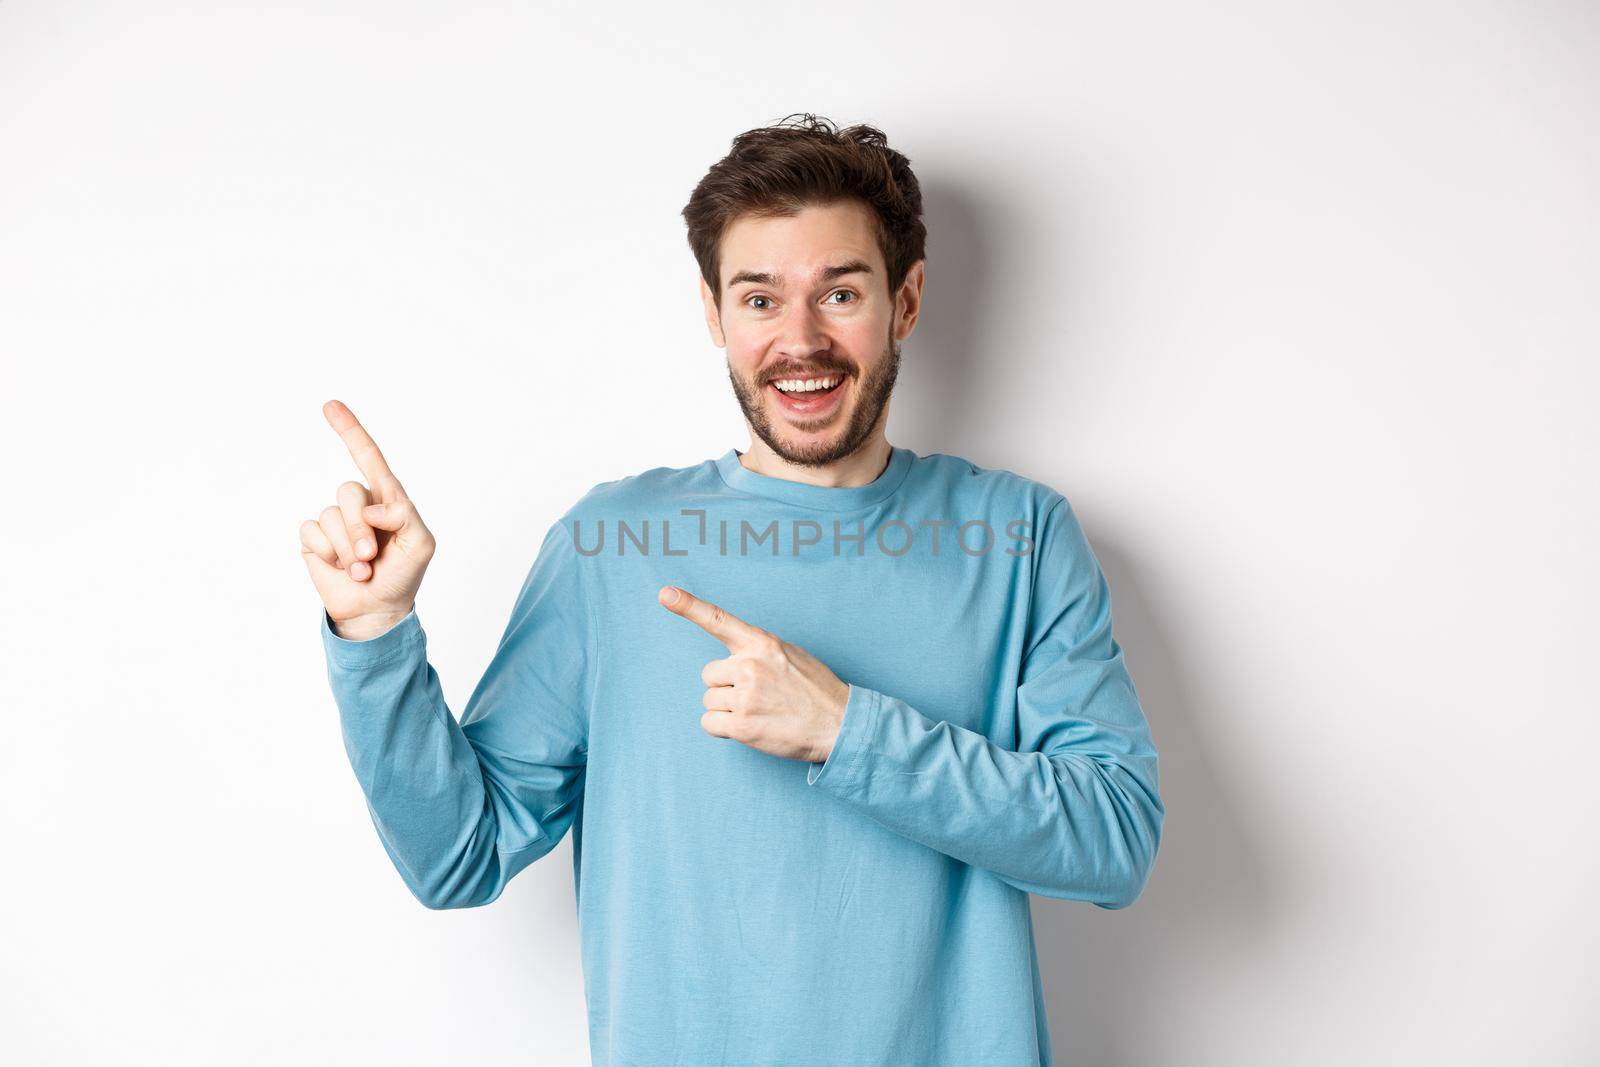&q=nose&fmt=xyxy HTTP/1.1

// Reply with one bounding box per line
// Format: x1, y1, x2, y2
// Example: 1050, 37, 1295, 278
772, 298, 832, 361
